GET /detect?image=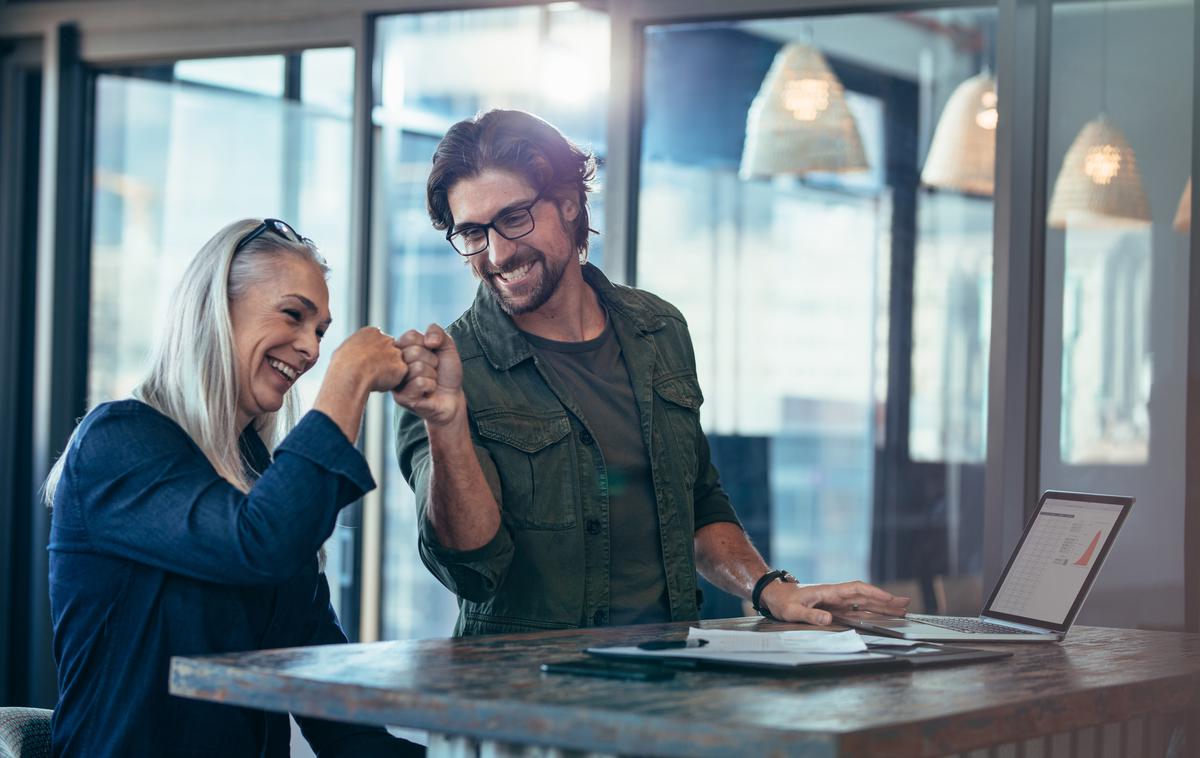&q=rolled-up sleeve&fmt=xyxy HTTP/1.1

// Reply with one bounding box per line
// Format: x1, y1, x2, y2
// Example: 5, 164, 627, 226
672, 320, 742, 534
394, 406, 515, 602
691, 427, 743, 532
